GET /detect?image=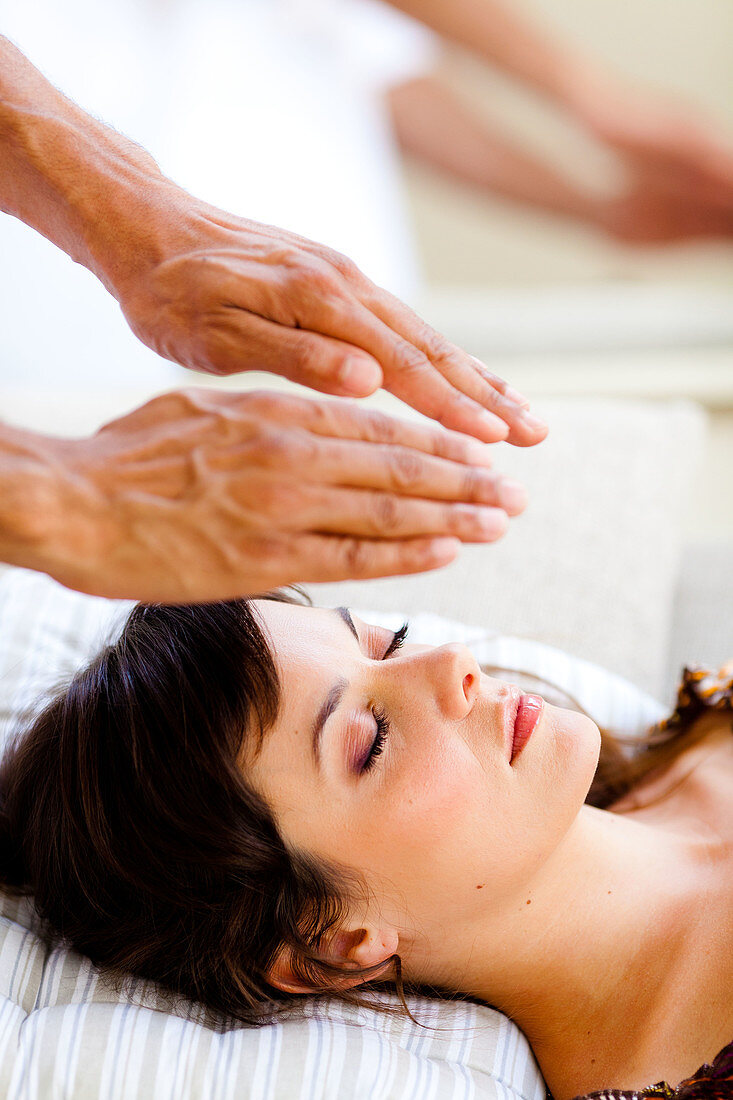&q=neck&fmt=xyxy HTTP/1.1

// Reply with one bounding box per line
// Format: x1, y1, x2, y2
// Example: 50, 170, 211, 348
454, 807, 717, 1093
